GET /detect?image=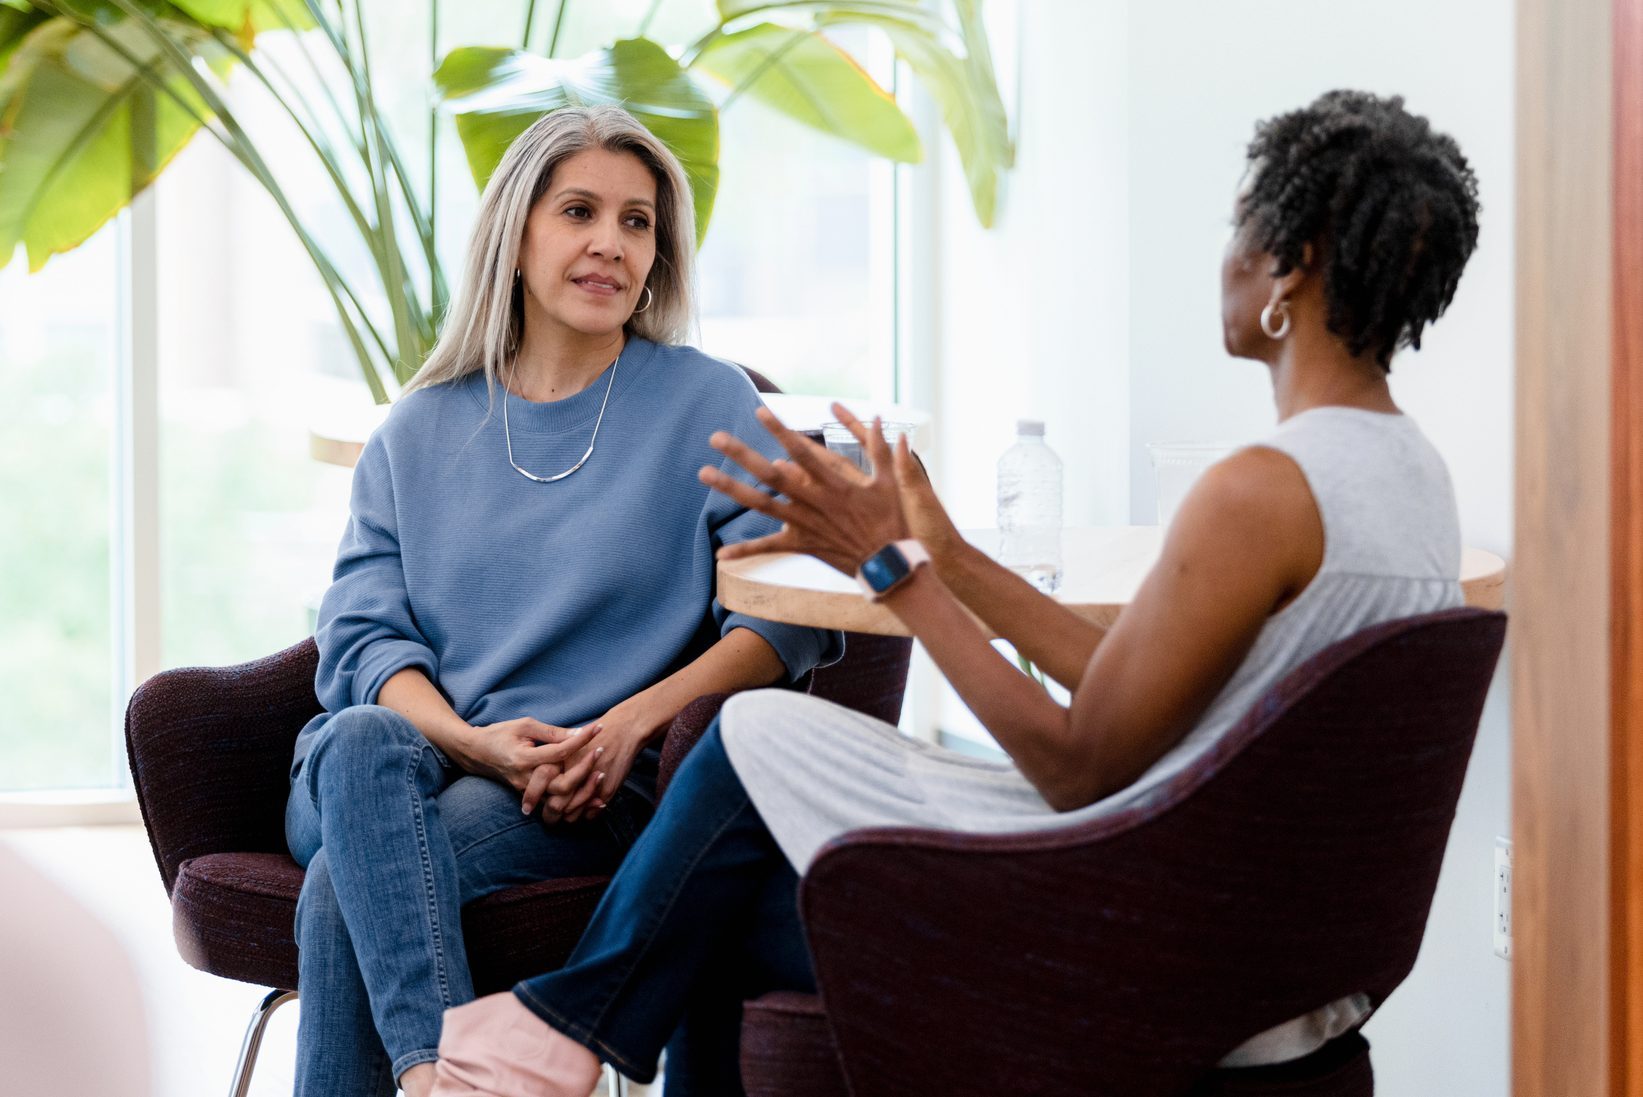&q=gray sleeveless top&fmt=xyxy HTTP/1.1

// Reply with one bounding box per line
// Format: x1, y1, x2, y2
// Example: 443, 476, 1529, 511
721, 405, 1463, 1063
